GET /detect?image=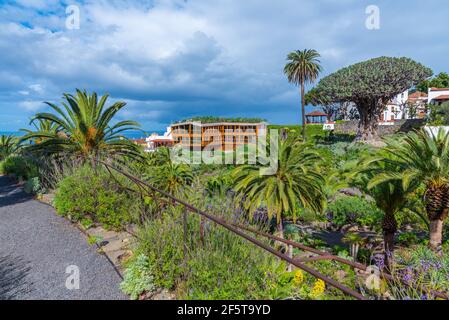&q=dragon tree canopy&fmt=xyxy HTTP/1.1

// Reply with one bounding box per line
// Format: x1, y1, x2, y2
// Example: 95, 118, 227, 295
315, 56, 433, 142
